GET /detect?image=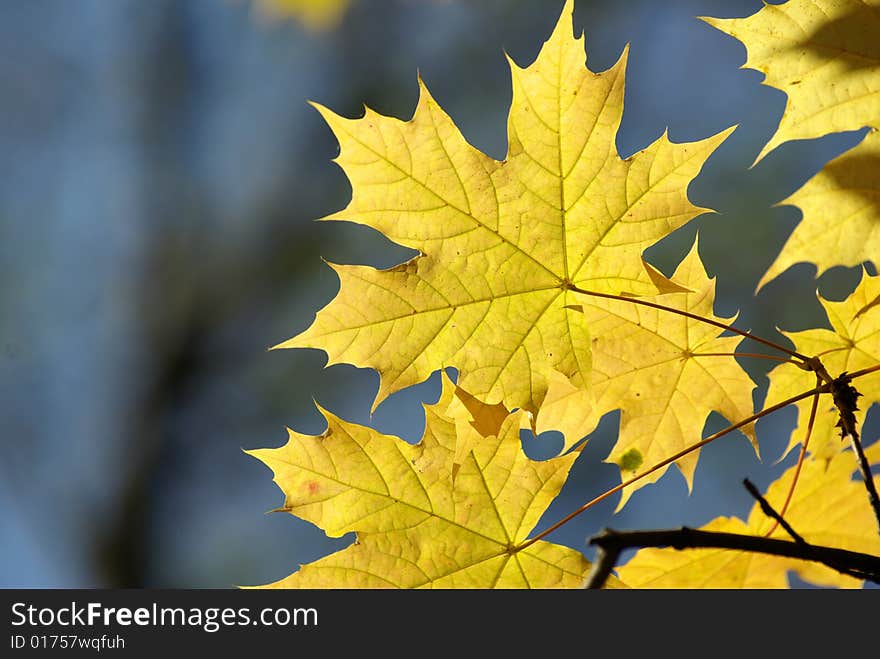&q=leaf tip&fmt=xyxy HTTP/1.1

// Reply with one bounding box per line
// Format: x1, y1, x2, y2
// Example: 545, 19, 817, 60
696, 14, 723, 30
414, 73, 440, 113
307, 99, 339, 126
610, 41, 631, 74
503, 48, 524, 73
753, 271, 772, 296
642, 258, 692, 294
415, 69, 429, 100
269, 333, 305, 351
369, 382, 392, 416
718, 122, 738, 140
748, 141, 777, 169
311, 397, 333, 421
555, 0, 576, 29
